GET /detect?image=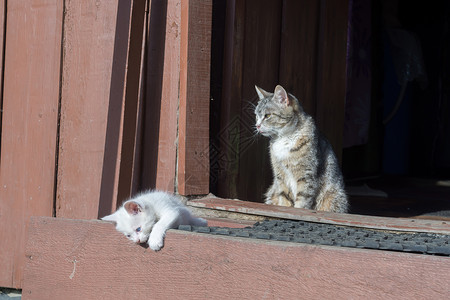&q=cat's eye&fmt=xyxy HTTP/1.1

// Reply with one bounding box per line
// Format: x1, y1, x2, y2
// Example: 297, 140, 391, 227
136, 227, 141, 232
265, 113, 271, 119
126, 234, 131, 238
